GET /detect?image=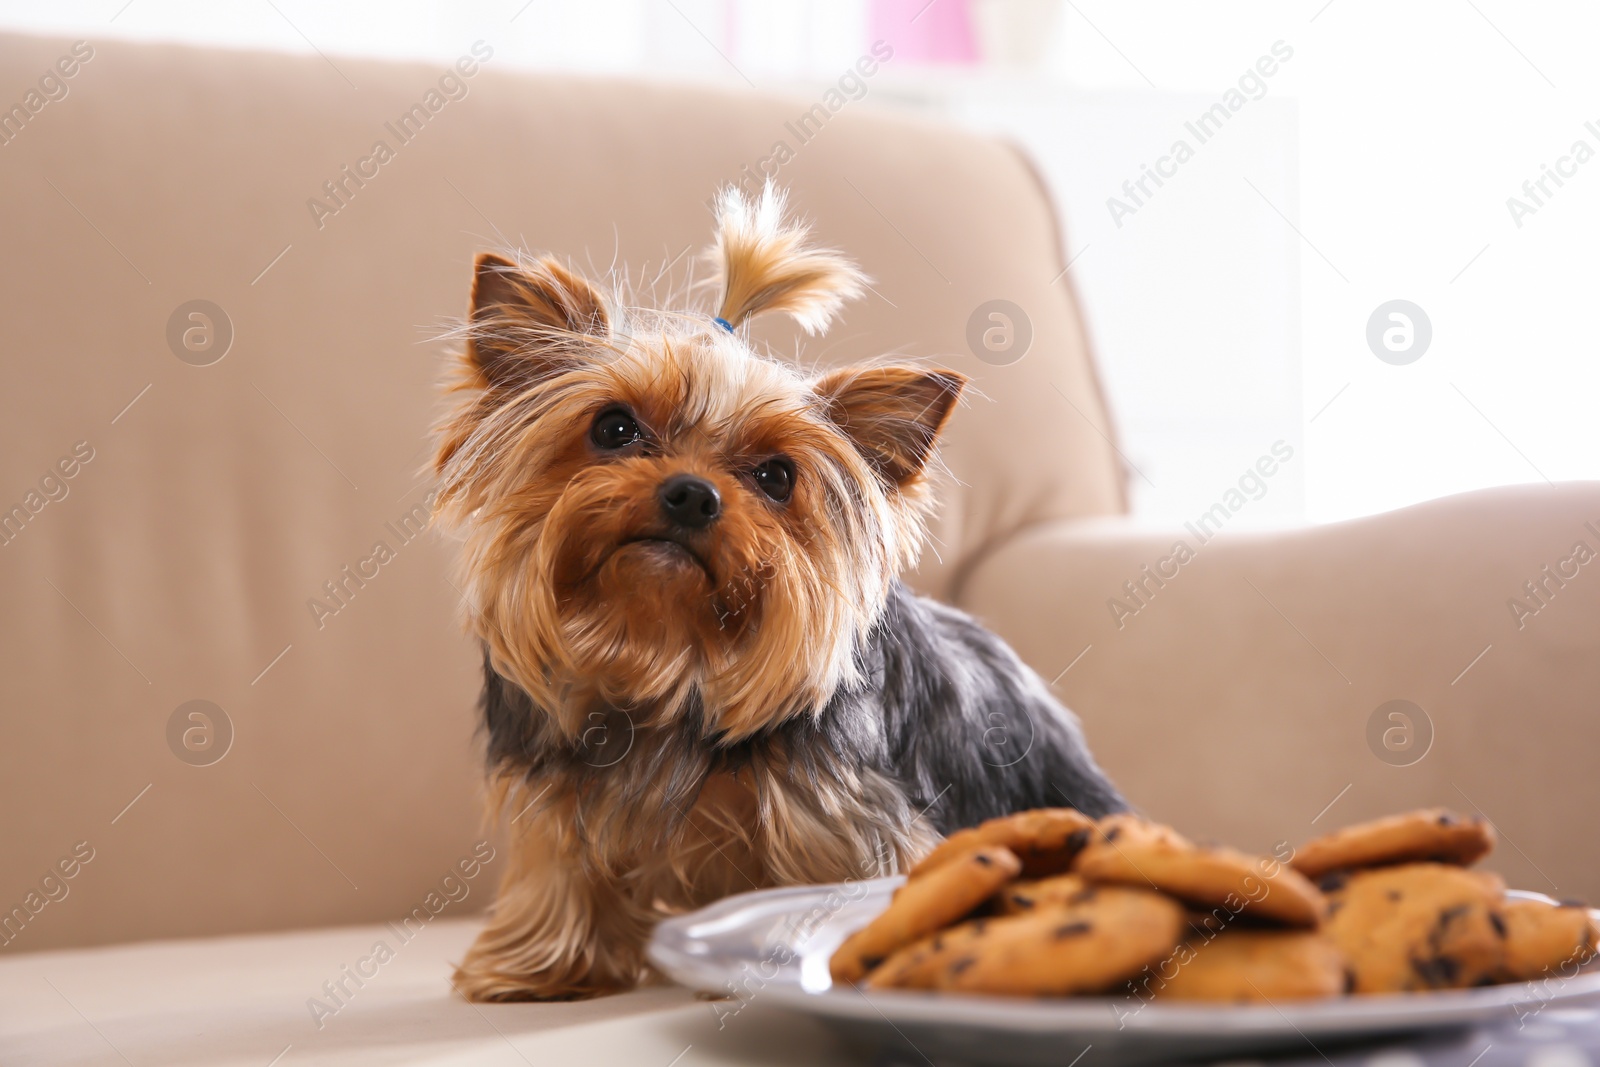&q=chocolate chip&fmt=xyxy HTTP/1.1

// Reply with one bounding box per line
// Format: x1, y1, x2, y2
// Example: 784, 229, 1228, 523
1105, 826, 1122, 842
974, 854, 993, 866
1438, 813, 1457, 826
1412, 955, 1460, 986
1438, 905, 1469, 927
1066, 828, 1091, 851
1053, 921, 1093, 939
1490, 911, 1507, 937
1319, 872, 1349, 892
863, 955, 883, 969
1011, 894, 1035, 910
949, 956, 976, 976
